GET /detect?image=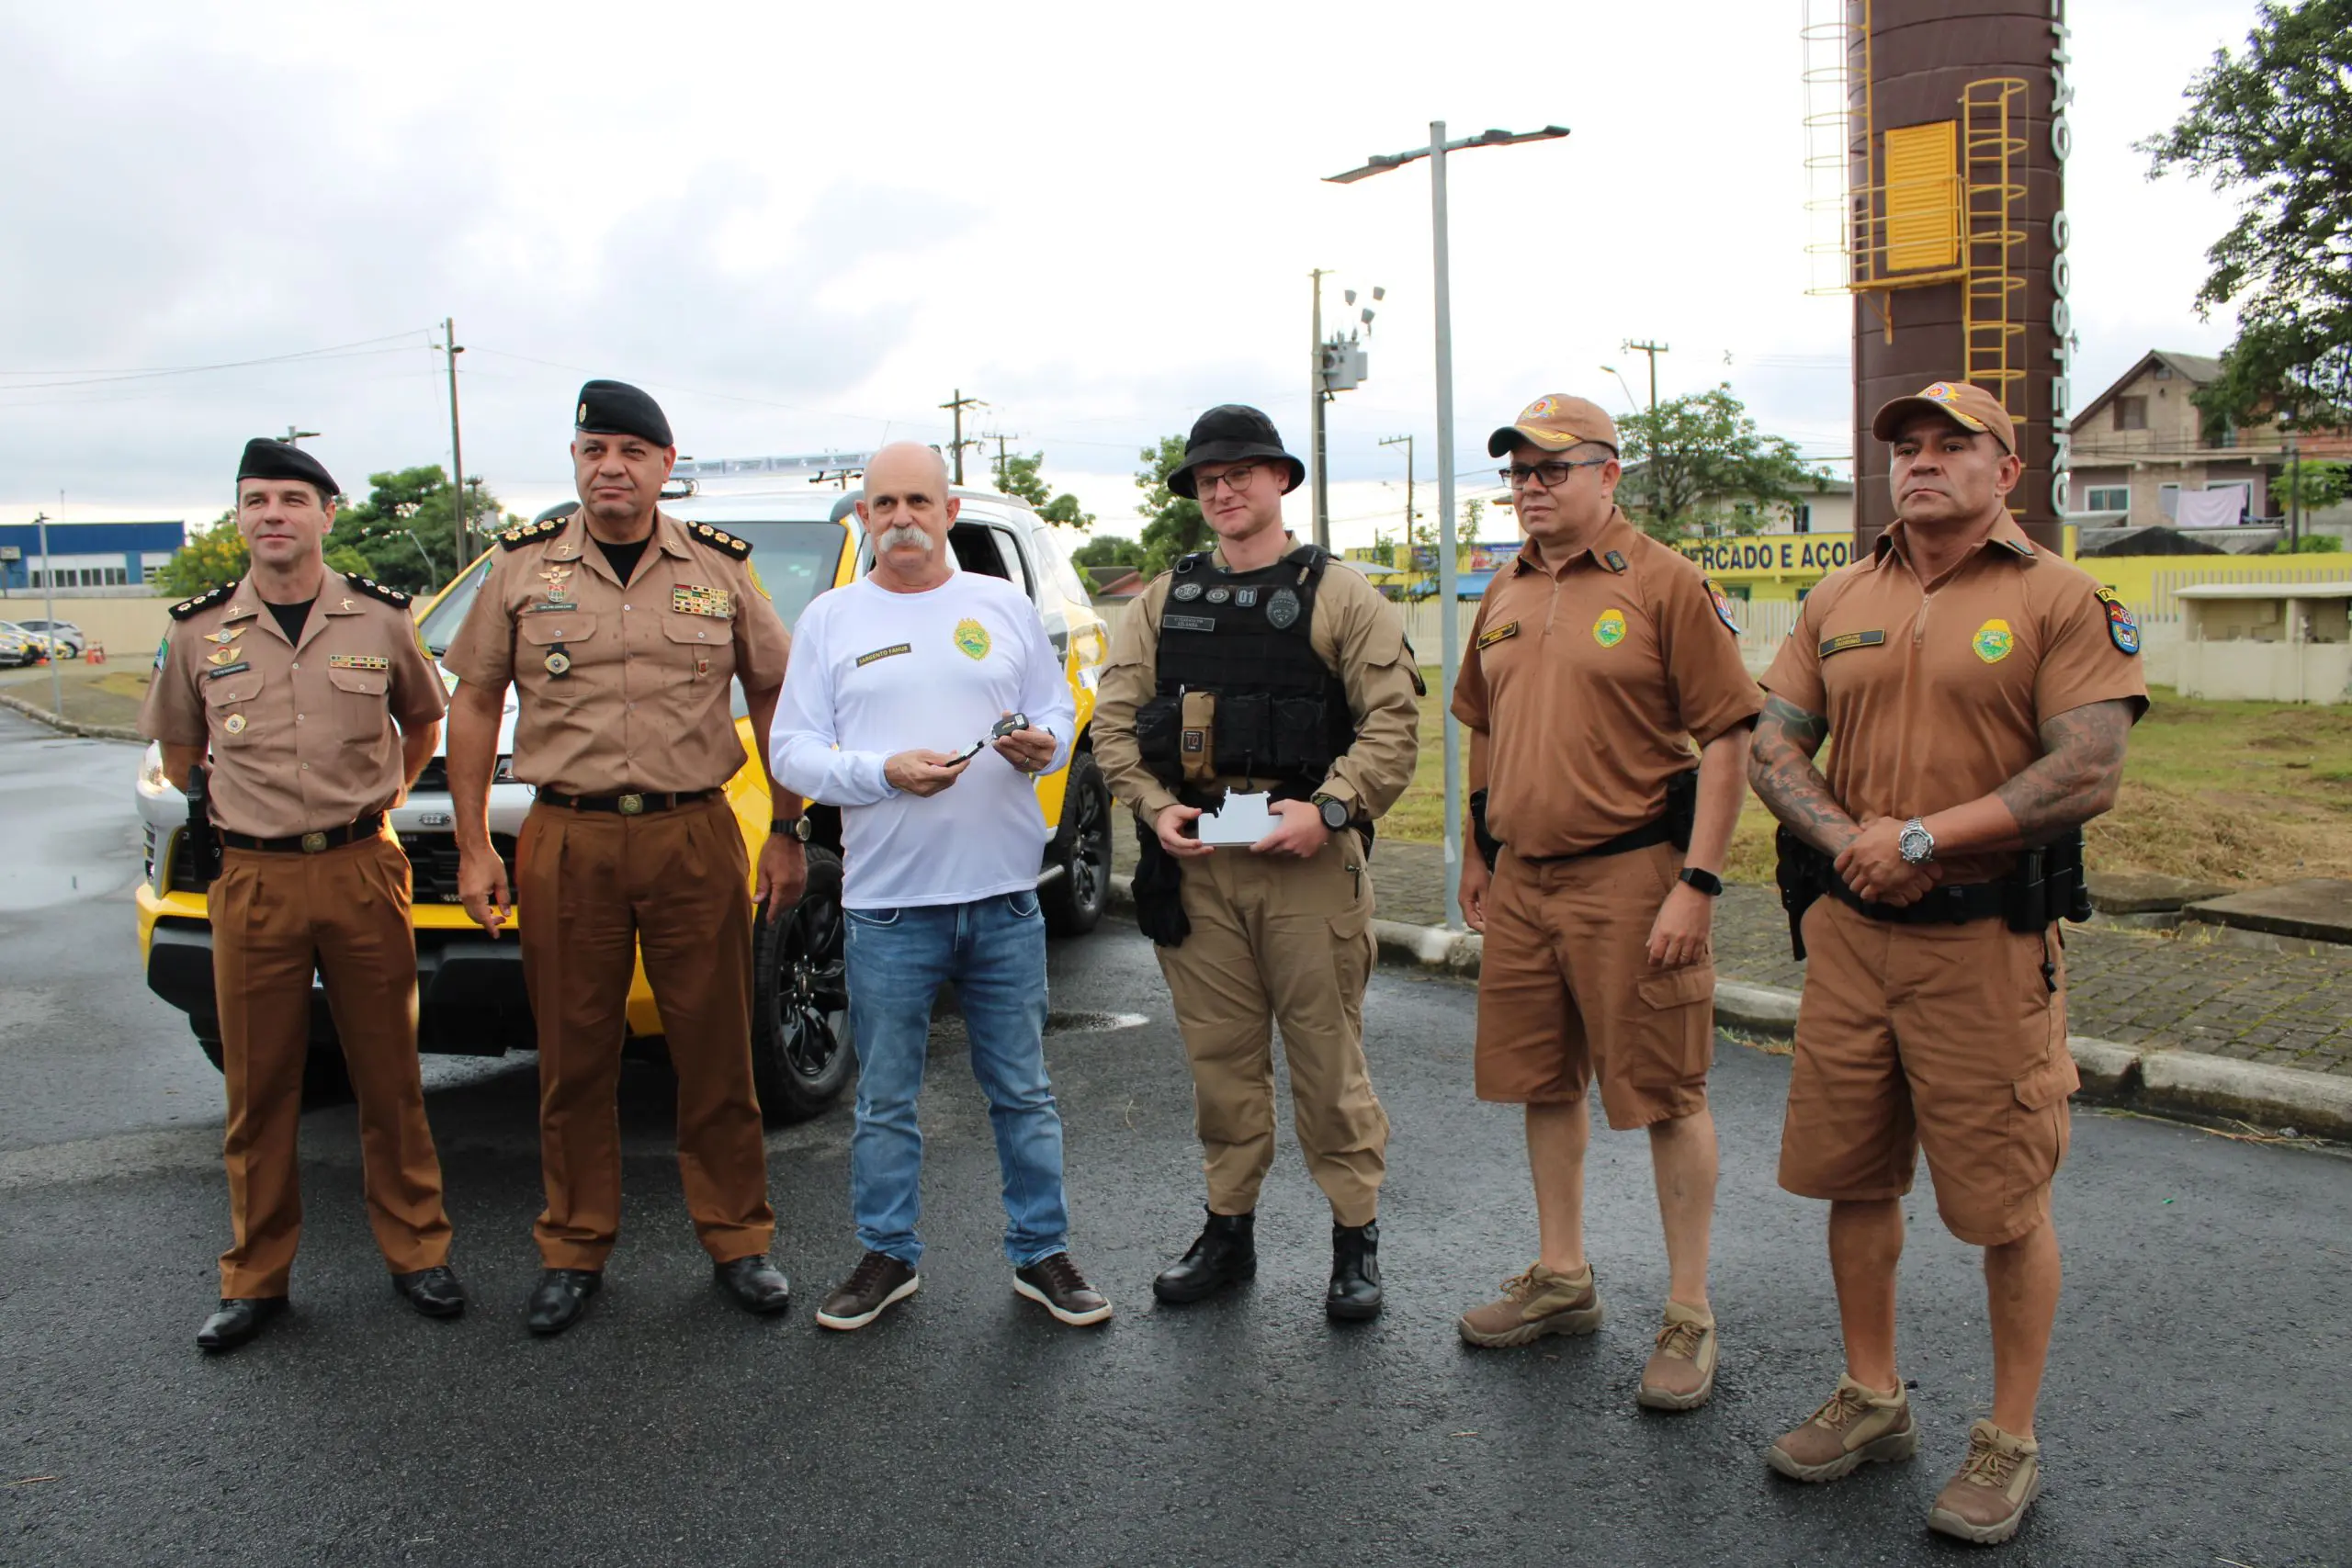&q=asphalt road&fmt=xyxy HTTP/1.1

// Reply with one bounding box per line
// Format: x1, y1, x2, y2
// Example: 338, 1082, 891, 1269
3, 710, 2348, 1567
